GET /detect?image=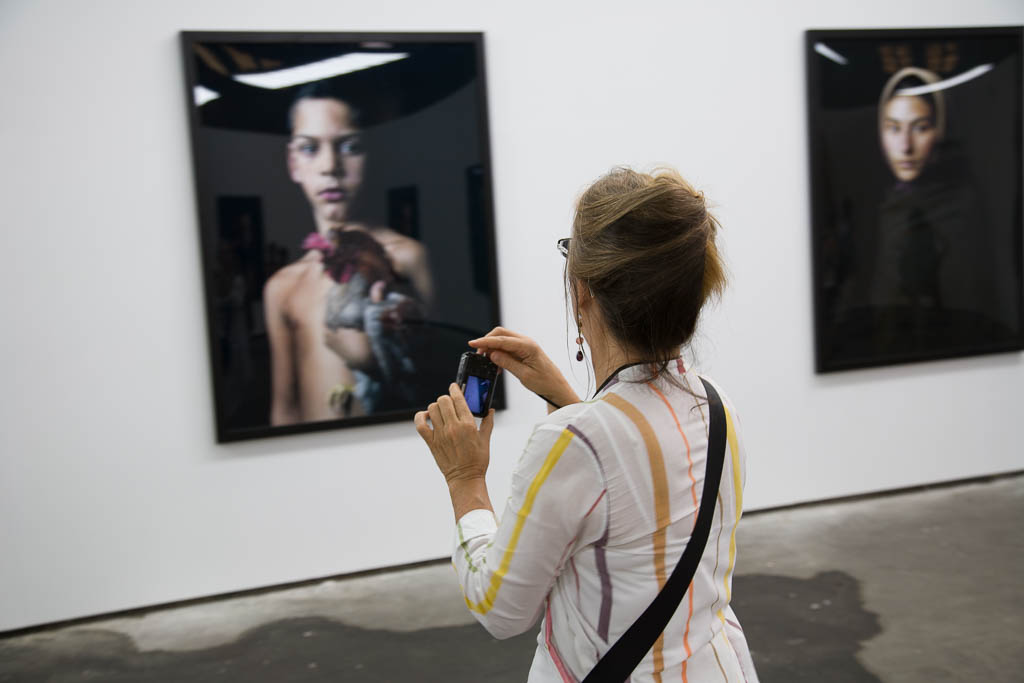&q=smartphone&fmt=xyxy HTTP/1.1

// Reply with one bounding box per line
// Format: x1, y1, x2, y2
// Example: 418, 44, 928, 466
456, 351, 499, 418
